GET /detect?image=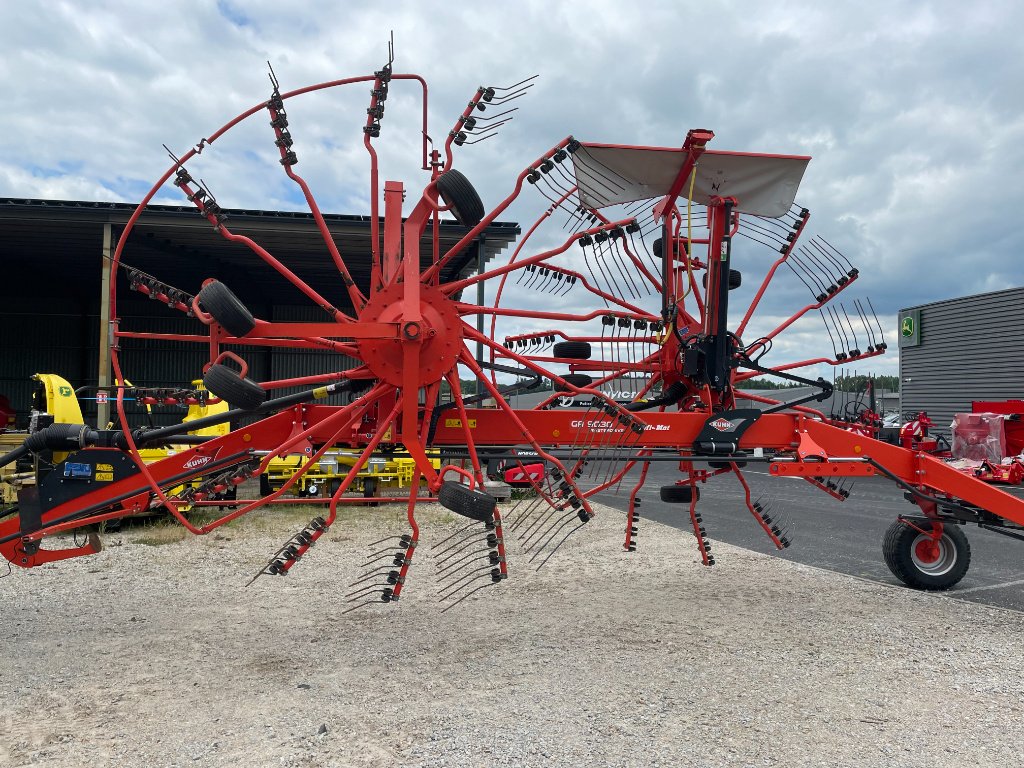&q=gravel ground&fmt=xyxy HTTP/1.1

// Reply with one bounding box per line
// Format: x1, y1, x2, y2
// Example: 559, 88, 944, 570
2, 501, 1023, 767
